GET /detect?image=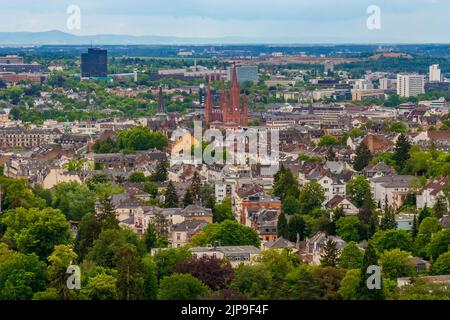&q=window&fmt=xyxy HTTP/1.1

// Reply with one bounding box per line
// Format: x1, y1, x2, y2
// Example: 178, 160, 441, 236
176, 233, 181, 240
